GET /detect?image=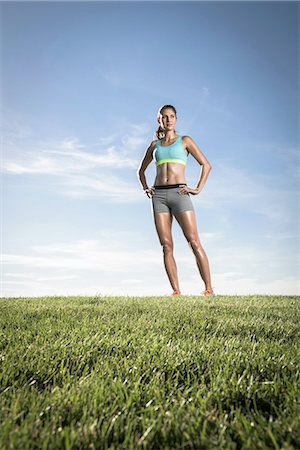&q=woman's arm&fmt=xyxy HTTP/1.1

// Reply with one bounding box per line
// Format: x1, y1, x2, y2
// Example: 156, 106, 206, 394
185, 136, 212, 194
136, 140, 156, 191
